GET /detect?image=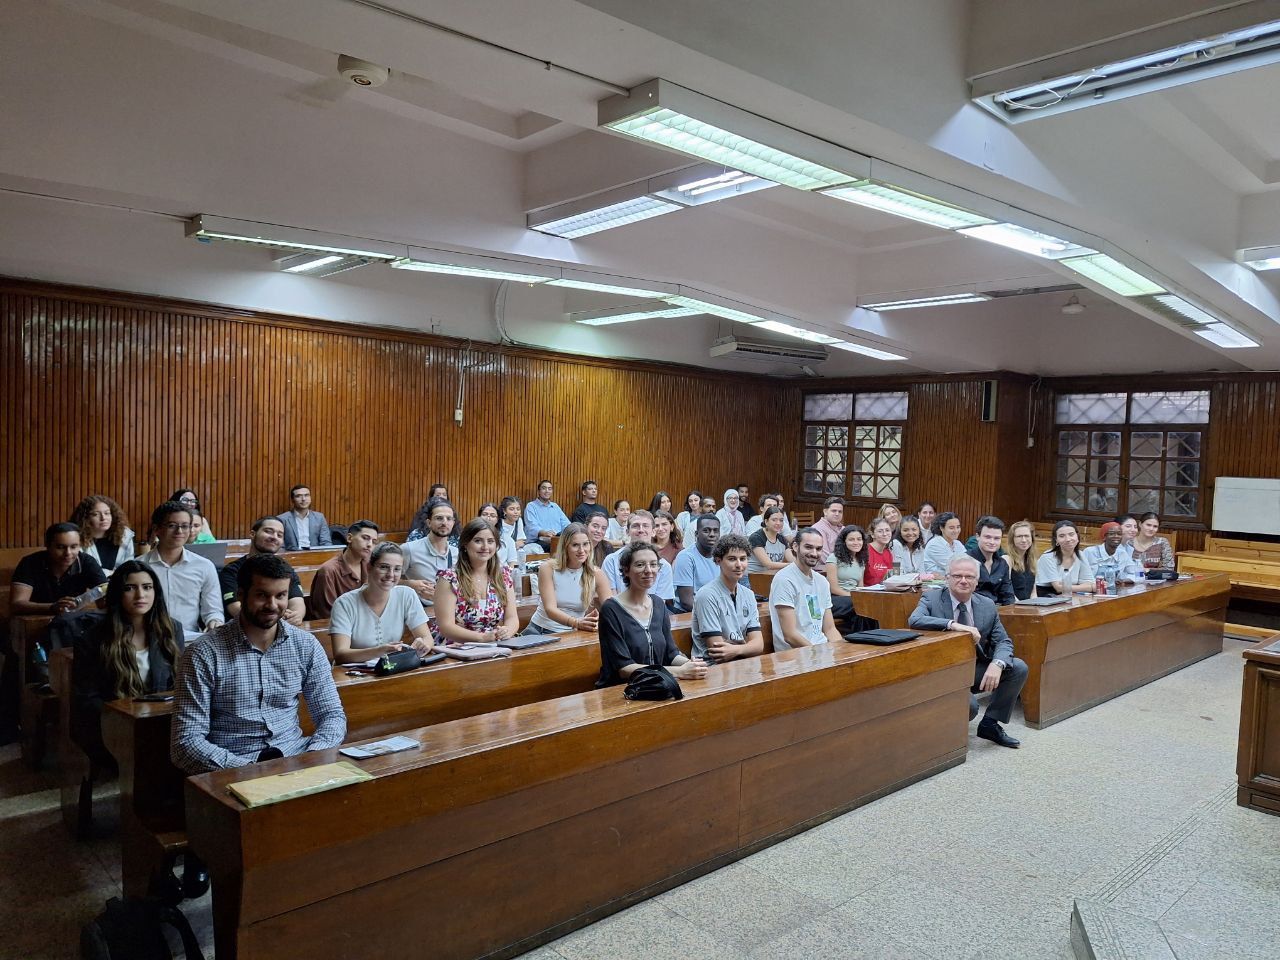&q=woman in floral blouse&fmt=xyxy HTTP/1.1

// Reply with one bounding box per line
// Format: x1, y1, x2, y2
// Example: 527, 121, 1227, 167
432, 517, 520, 645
